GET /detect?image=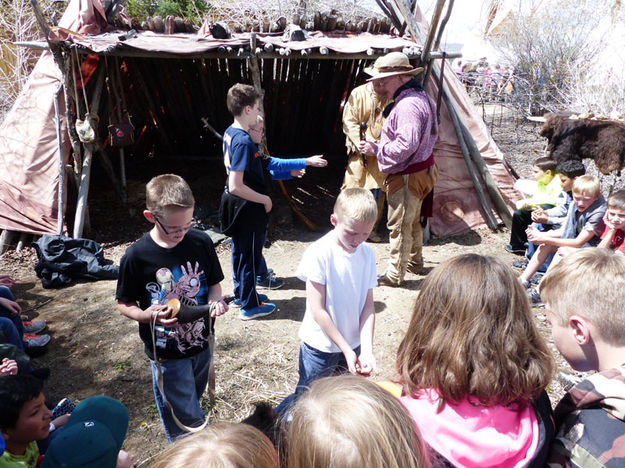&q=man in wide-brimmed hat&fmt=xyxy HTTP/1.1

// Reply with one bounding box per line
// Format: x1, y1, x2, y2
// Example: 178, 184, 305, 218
341, 78, 392, 242
359, 52, 439, 287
